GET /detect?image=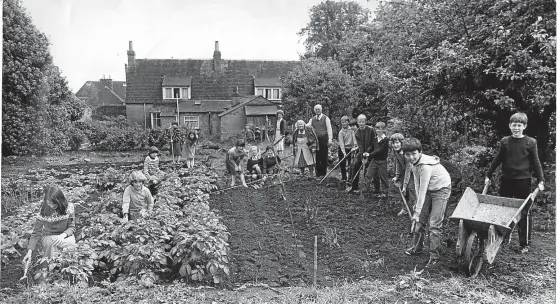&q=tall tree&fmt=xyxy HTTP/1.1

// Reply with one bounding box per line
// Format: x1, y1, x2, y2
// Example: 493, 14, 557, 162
299, 0, 369, 59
